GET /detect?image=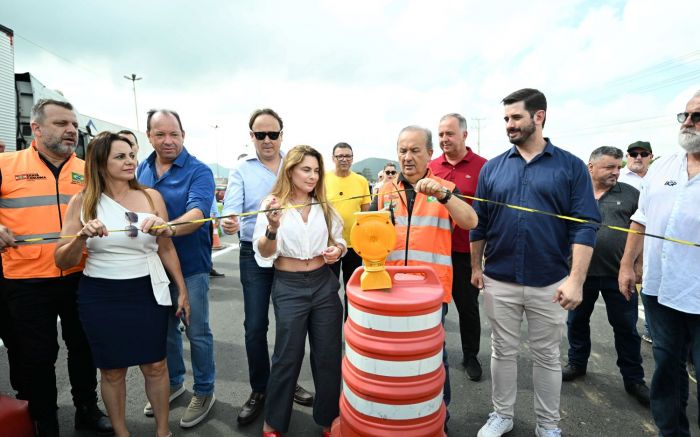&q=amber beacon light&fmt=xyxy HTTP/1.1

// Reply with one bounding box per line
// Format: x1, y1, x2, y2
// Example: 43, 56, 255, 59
350, 211, 396, 291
